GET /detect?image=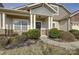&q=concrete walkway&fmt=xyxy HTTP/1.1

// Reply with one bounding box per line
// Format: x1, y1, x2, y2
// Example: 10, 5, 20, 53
40, 35, 79, 50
